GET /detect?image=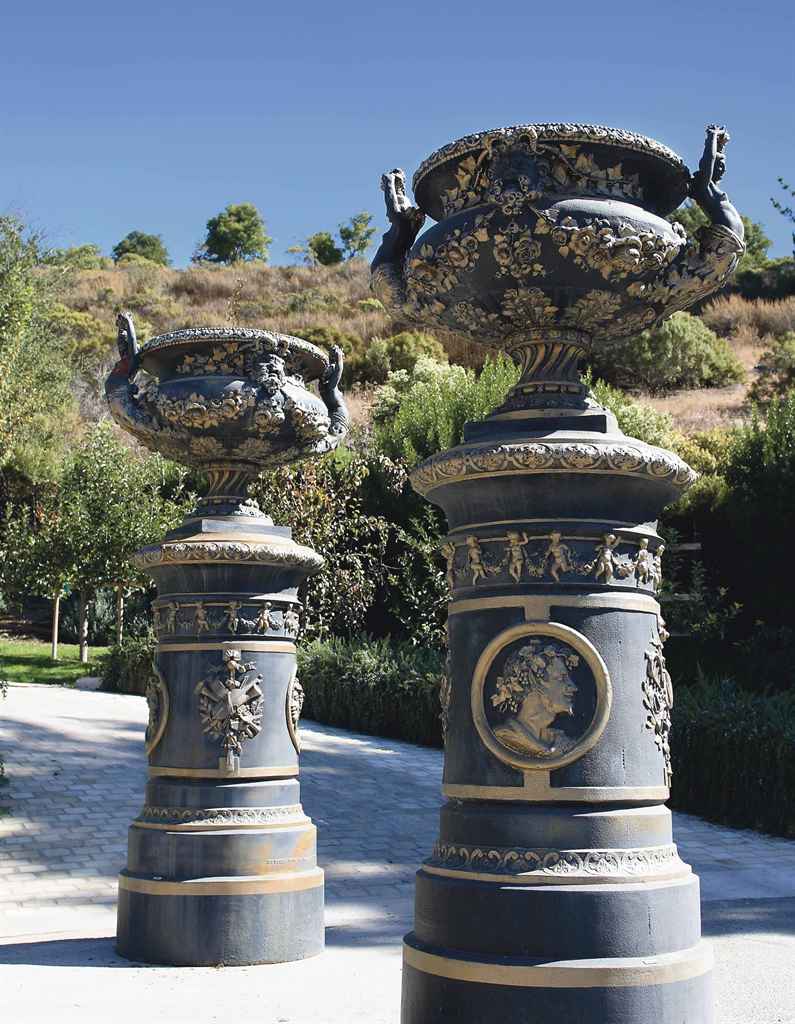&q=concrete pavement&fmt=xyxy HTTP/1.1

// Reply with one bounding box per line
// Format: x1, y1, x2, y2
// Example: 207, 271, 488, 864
1, 683, 793, 1023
